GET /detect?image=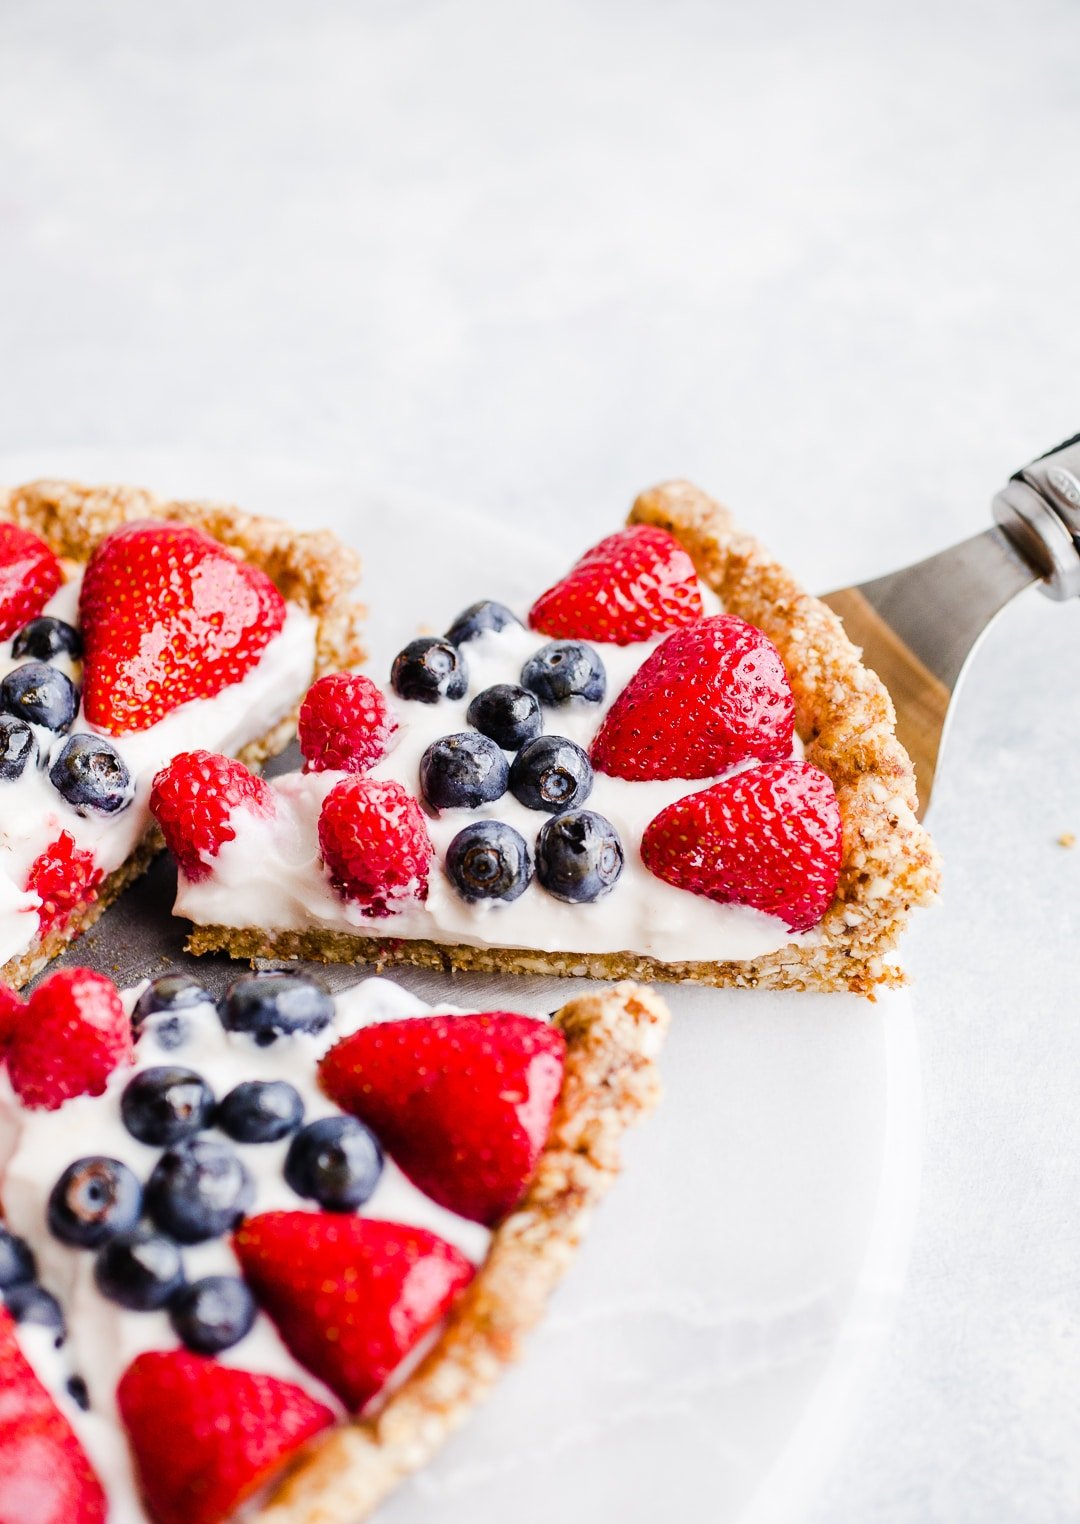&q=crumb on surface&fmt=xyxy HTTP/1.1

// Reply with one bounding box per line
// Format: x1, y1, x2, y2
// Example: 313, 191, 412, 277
1058, 832, 1076, 849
